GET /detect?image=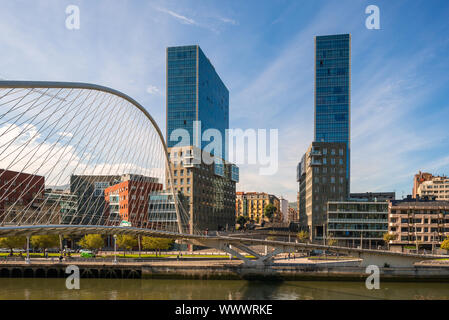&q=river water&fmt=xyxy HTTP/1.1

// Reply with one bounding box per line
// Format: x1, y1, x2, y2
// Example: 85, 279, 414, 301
0, 278, 449, 300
